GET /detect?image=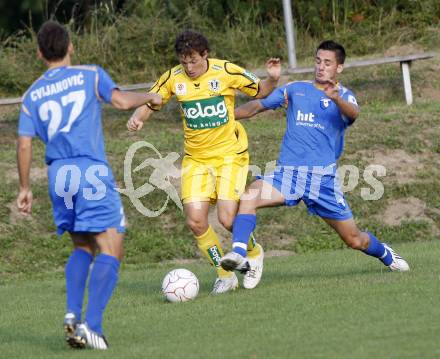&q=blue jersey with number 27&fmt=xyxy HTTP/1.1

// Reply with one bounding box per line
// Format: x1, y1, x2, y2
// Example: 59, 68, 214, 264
18, 65, 117, 164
